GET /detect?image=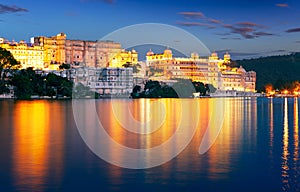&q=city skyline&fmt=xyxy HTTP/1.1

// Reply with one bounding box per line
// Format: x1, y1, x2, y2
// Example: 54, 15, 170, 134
1, 0, 300, 59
